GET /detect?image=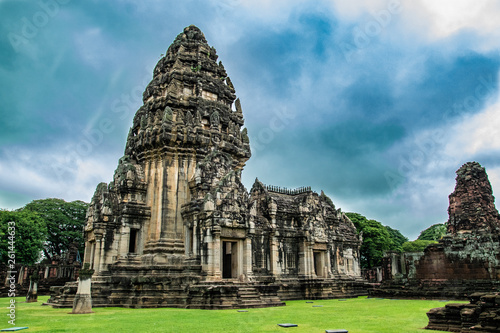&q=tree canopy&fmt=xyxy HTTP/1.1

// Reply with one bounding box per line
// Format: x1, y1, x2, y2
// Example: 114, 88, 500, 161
385, 225, 408, 252
417, 223, 447, 241
402, 239, 438, 252
22, 198, 89, 261
345, 212, 408, 269
0, 210, 47, 265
